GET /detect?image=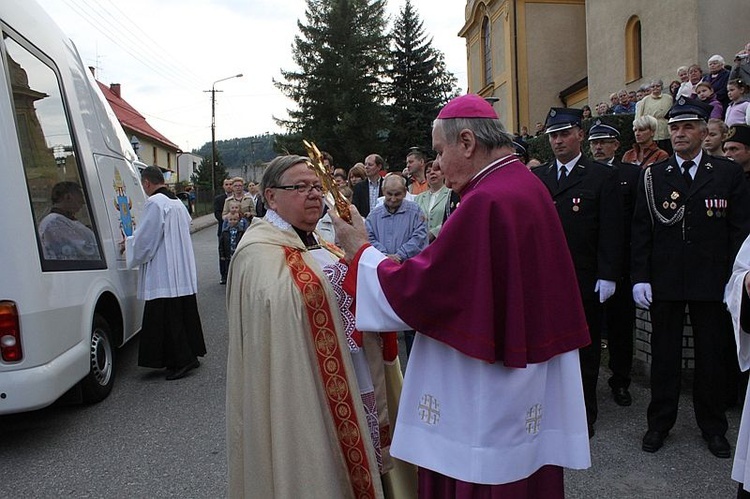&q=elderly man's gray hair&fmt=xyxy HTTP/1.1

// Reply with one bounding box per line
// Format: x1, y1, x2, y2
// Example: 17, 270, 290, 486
383, 172, 407, 190
433, 117, 513, 151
